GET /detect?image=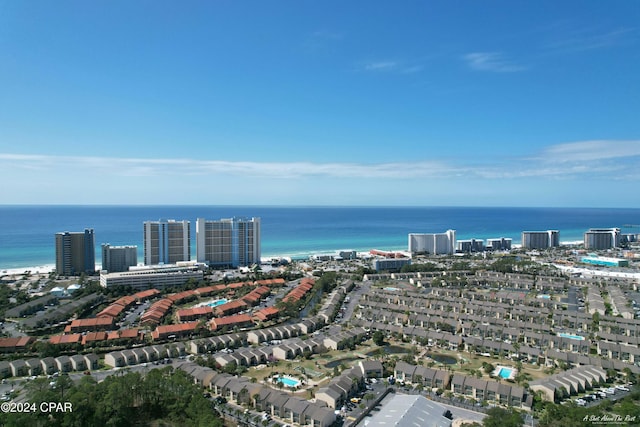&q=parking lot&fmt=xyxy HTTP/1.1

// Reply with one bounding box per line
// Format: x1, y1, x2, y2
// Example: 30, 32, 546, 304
573, 384, 634, 407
